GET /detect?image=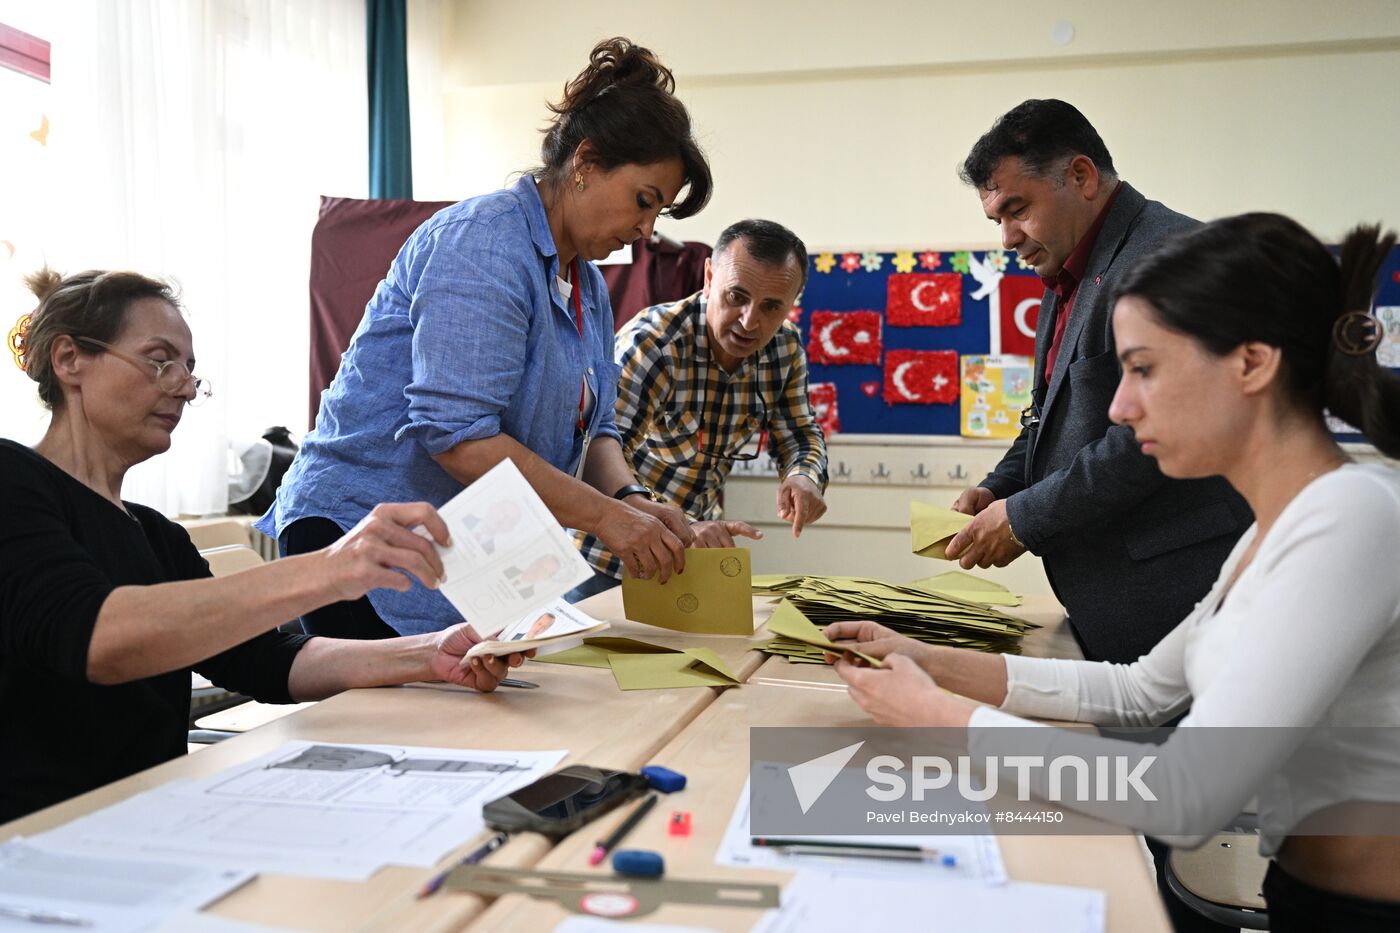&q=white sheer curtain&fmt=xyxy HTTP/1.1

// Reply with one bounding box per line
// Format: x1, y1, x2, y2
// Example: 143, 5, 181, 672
22, 0, 366, 516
